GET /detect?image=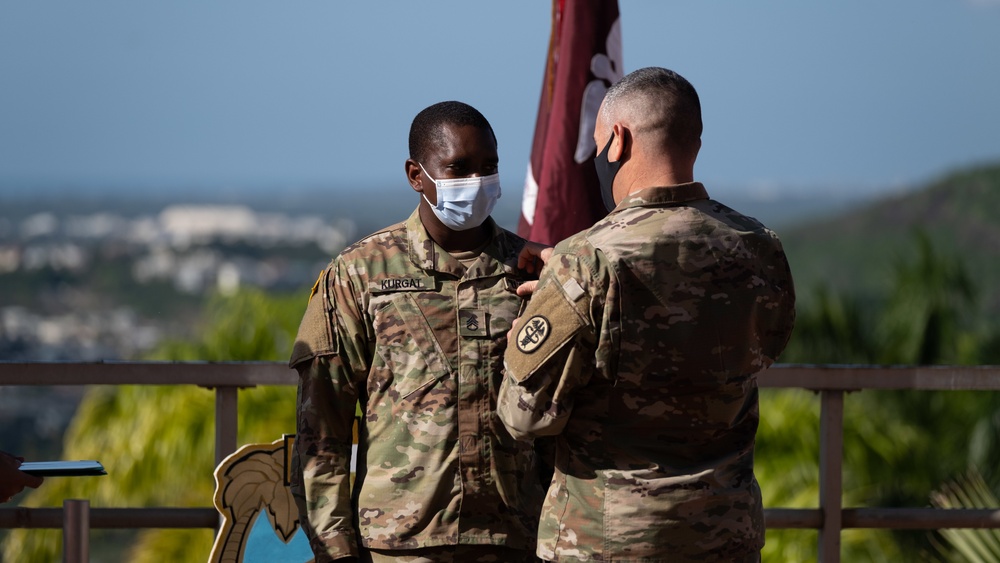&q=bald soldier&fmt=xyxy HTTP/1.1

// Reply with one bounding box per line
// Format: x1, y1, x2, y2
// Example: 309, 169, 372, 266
291, 101, 545, 562
498, 68, 796, 562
